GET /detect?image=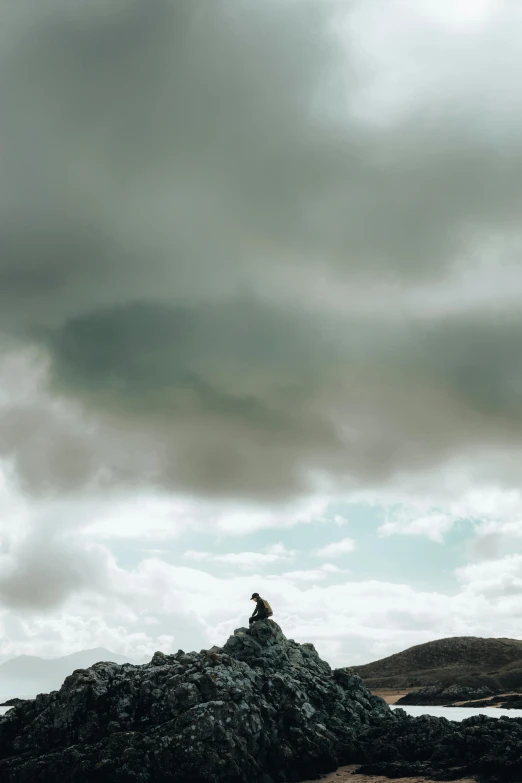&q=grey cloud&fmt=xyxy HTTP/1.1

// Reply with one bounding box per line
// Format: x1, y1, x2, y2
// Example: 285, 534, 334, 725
3, 309, 522, 503
0, 529, 106, 610
468, 534, 504, 563
1, 0, 522, 500
404, 312, 522, 420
